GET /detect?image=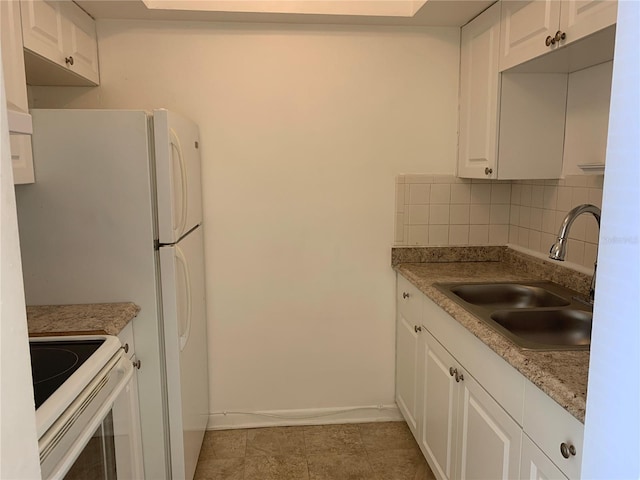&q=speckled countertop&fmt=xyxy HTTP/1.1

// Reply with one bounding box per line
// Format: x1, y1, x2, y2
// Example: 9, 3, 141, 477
393, 246, 590, 423
27, 303, 140, 337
